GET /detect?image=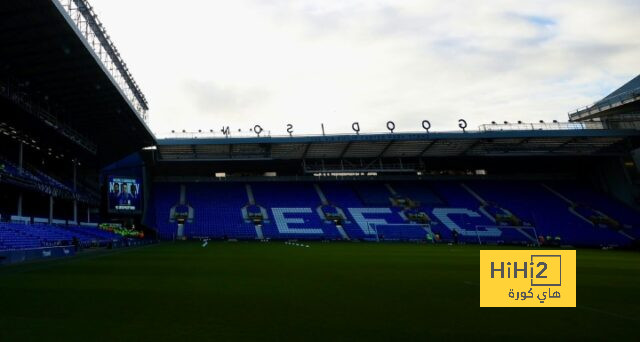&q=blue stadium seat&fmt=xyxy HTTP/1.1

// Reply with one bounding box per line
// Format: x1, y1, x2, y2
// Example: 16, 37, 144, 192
150, 180, 640, 246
